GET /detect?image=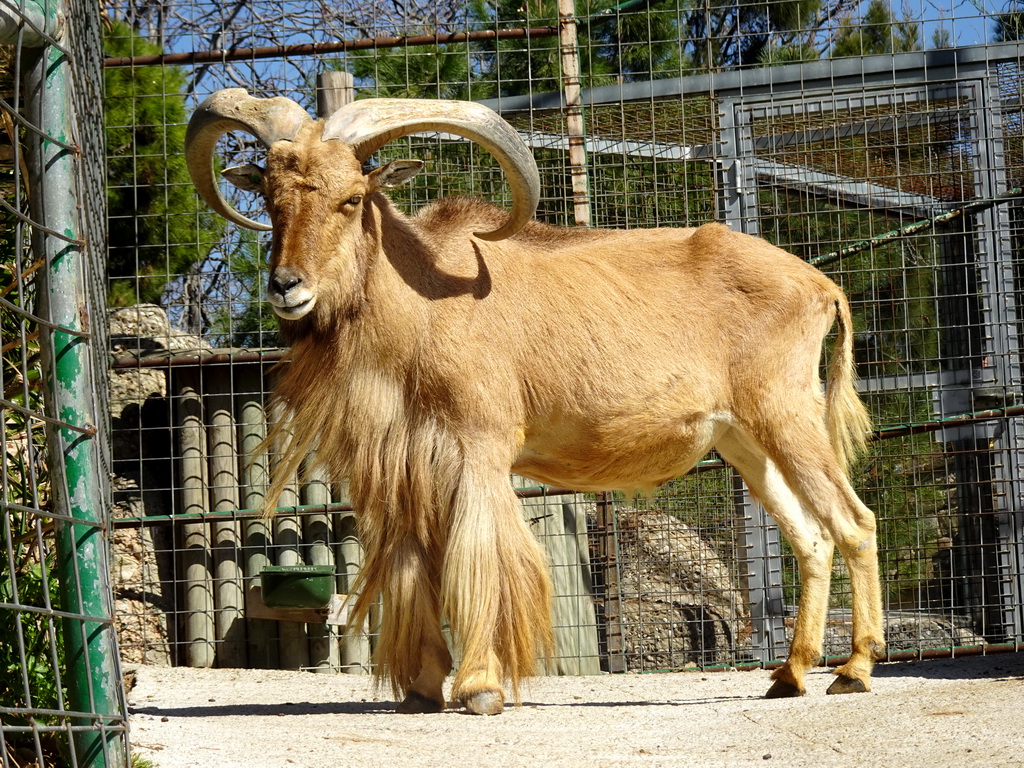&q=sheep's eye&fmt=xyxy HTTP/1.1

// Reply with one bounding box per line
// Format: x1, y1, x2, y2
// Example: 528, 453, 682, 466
343, 194, 363, 208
